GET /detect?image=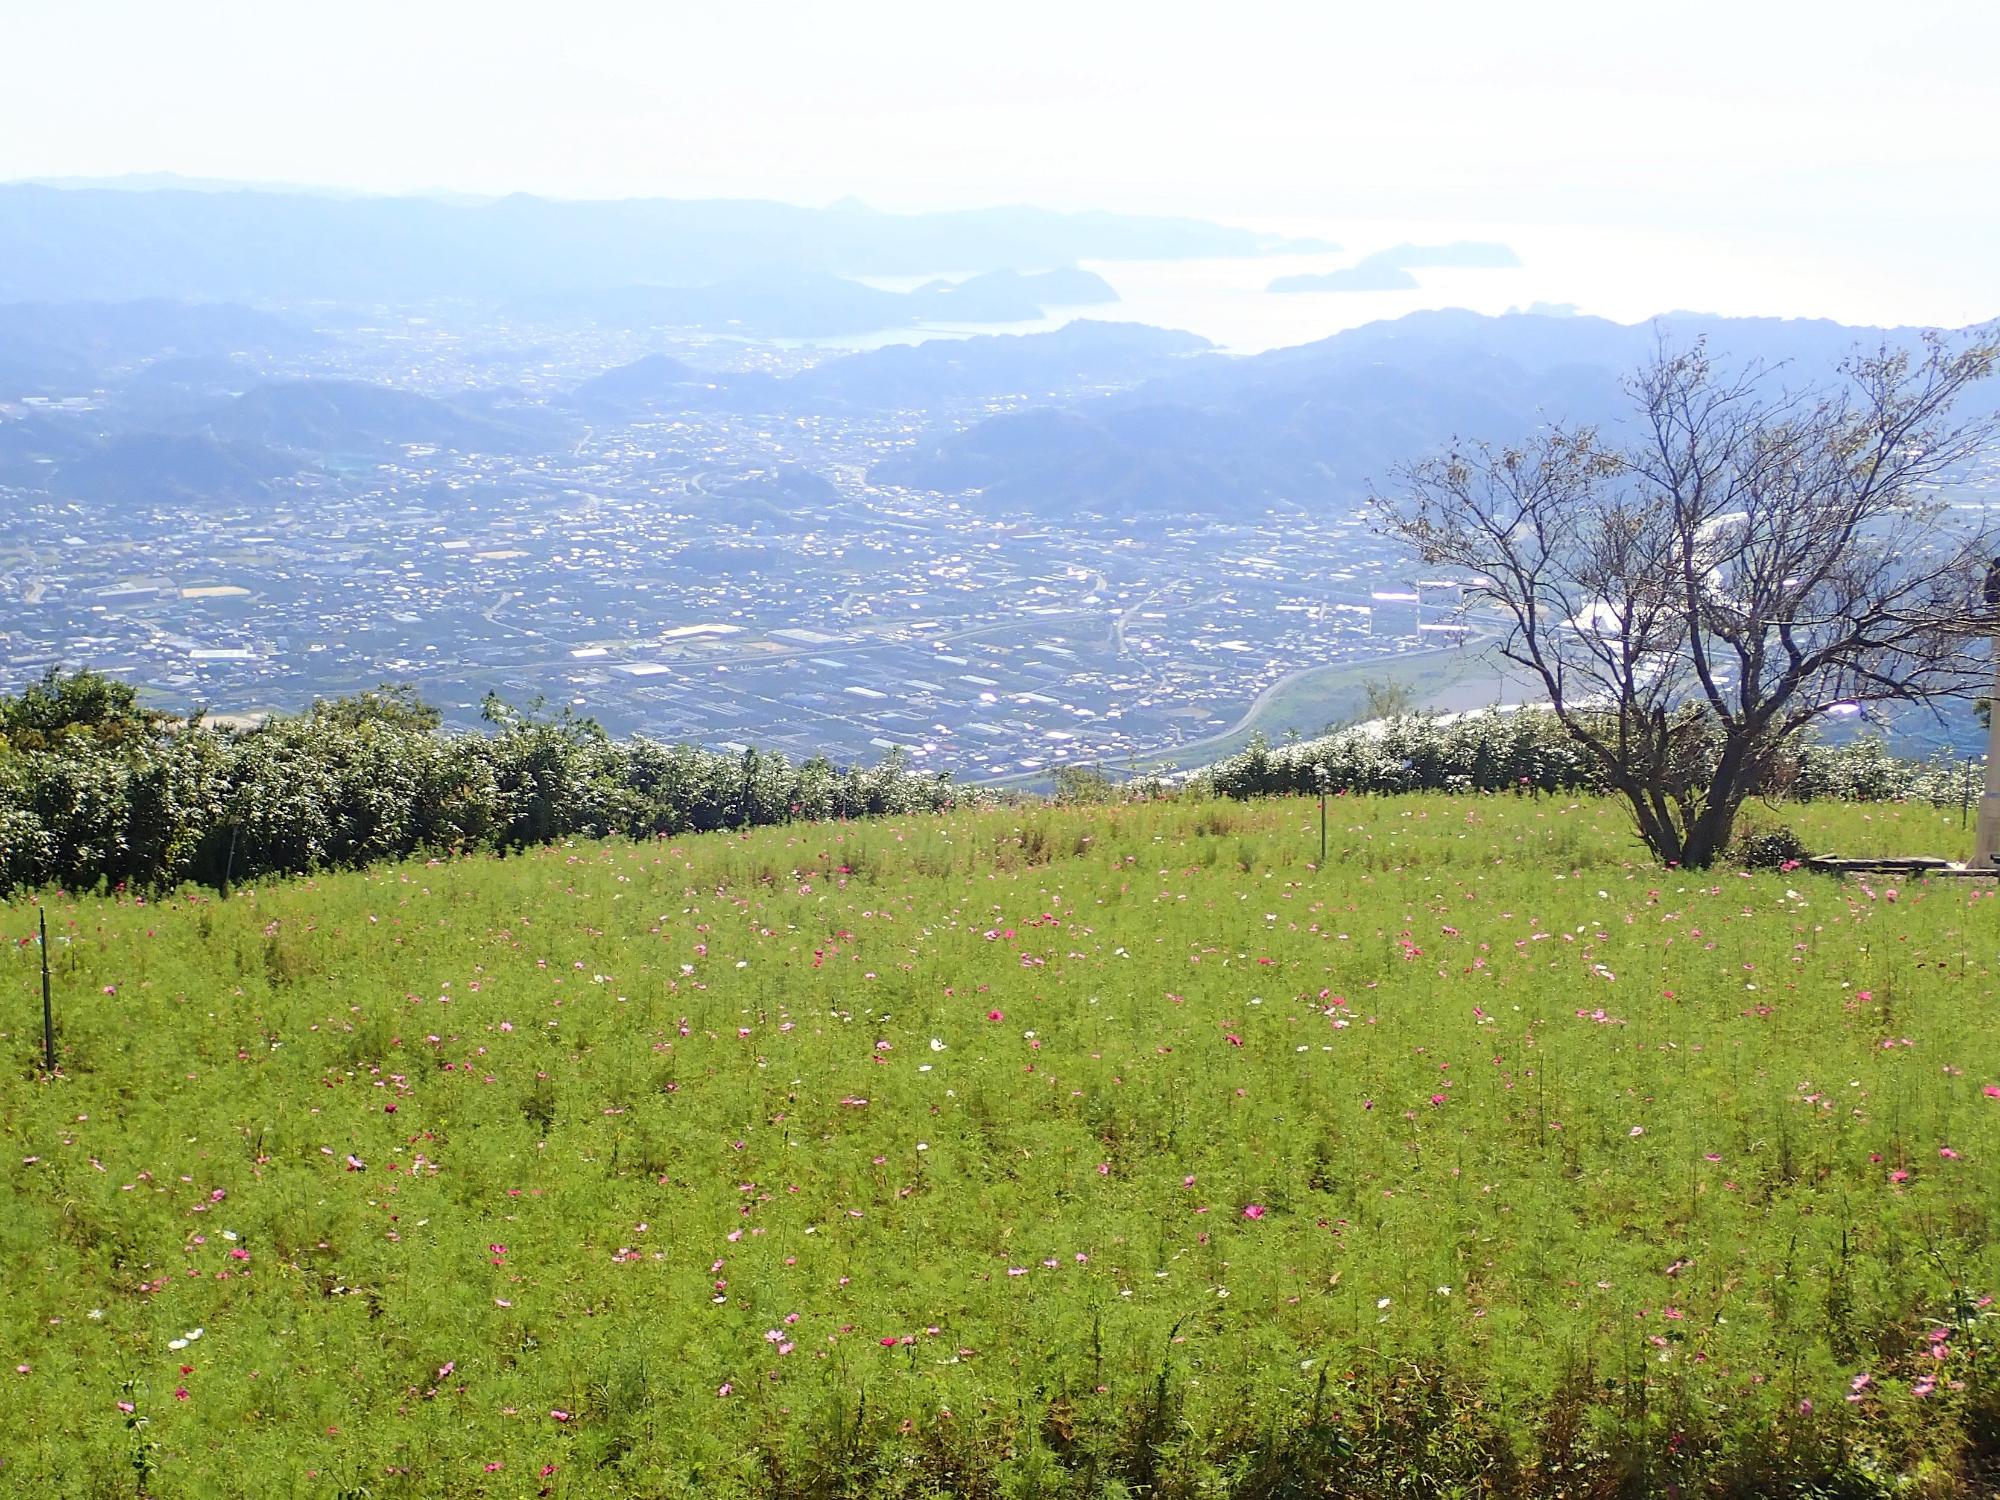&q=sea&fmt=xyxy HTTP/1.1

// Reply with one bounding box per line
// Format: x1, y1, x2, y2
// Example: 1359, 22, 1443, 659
803, 217, 2000, 355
